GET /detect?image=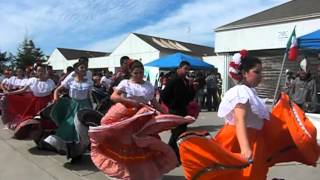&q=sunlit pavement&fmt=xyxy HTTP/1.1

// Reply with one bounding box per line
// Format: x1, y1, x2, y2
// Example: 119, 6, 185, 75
0, 111, 319, 180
